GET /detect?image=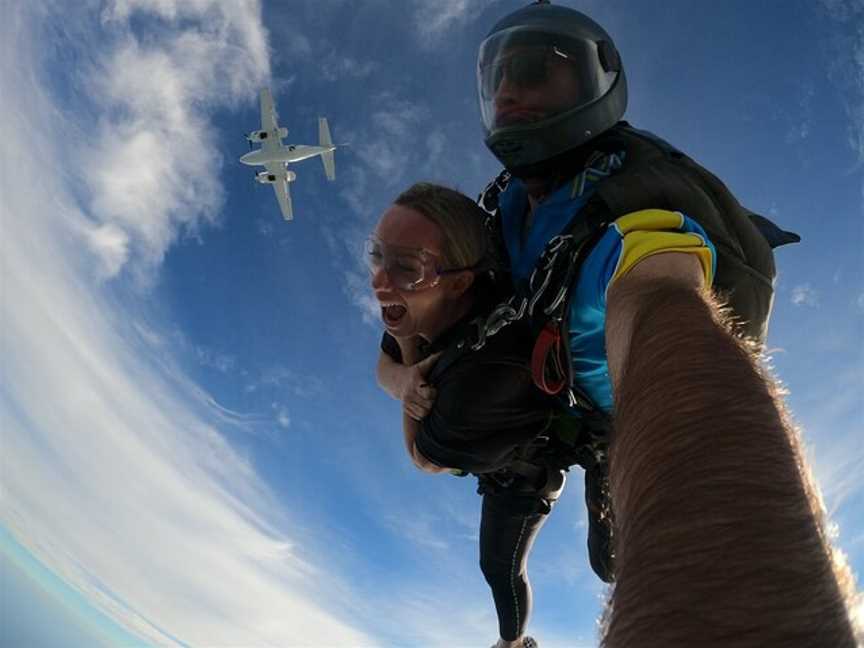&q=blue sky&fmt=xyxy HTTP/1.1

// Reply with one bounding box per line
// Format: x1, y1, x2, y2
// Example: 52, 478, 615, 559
1, 1, 861, 646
